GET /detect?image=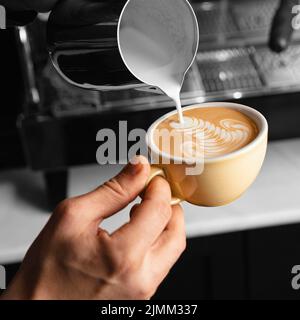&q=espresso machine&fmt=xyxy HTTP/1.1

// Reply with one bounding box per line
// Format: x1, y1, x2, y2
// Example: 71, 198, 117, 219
9, 0, 300, 207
